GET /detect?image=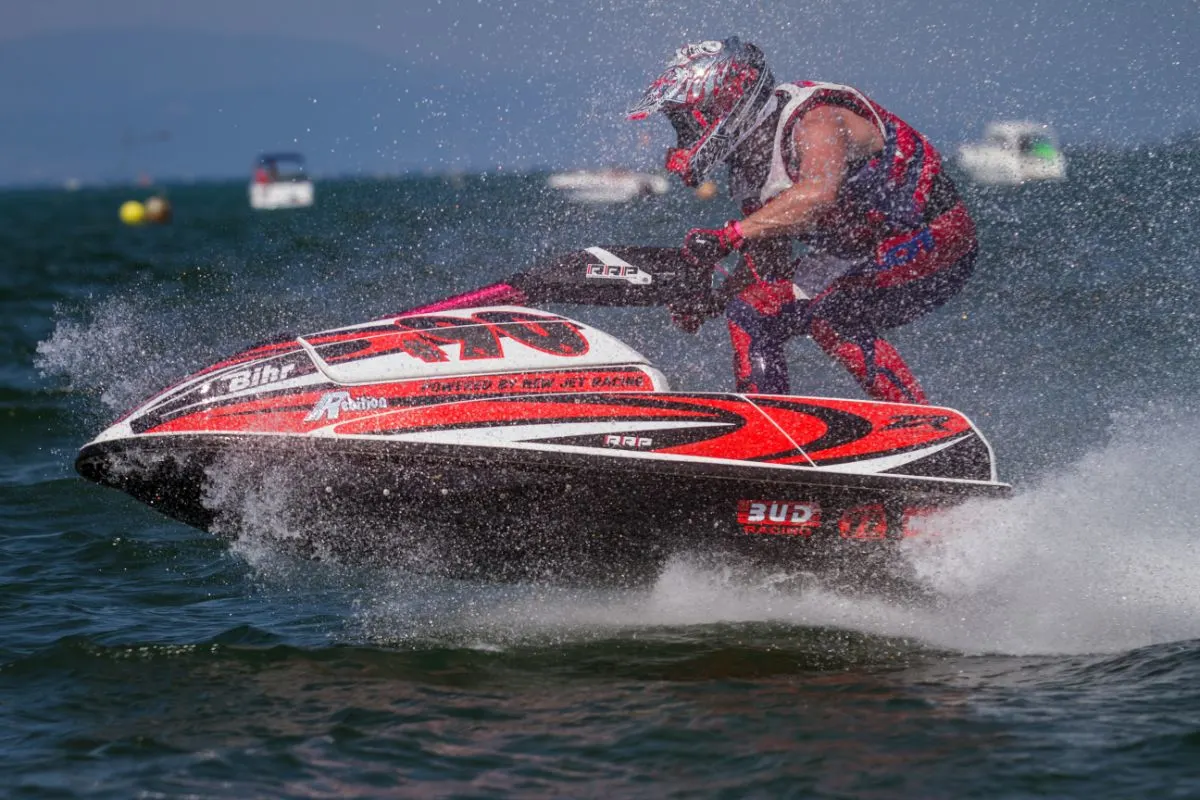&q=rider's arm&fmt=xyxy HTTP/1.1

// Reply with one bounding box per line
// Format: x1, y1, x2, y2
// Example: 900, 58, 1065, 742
737, 105, 850, 242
